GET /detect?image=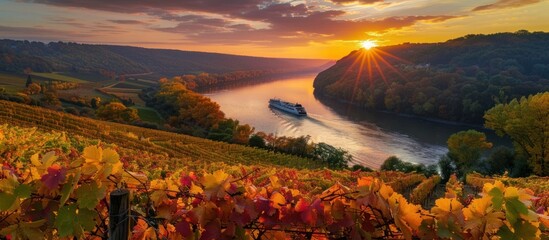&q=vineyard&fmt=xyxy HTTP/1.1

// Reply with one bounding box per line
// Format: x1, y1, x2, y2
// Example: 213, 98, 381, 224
467, 173, 549, 209
0, 100, 327, 170
1, 123, 548, 239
